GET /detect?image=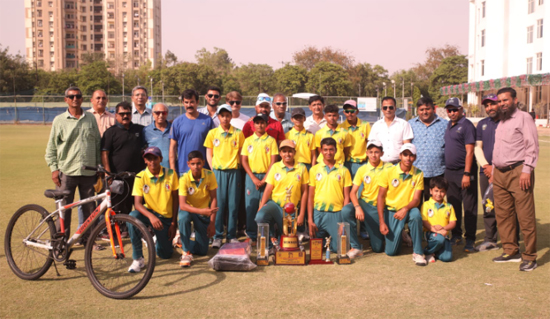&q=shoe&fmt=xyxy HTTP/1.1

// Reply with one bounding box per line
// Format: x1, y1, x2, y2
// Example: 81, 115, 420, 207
93, 244, 105, 251
180, 252, 193, 268
237, 230, 247, 238
492, 252, 522, 263
347, 248, 363, 259
426, 254, 436, 263
229, 238, 240, 244
128, 257, 145, 273
519, 260, 537, 272
360, 231, 370, 240
450, 236, 463, 246
212, 238, 222, 249
464, 240, 475, 253
268, 246, 277, 256
401, 230, 412, 247
172, 230, 182, 248
412, 253, 427, 266
474, 241, 499, 252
